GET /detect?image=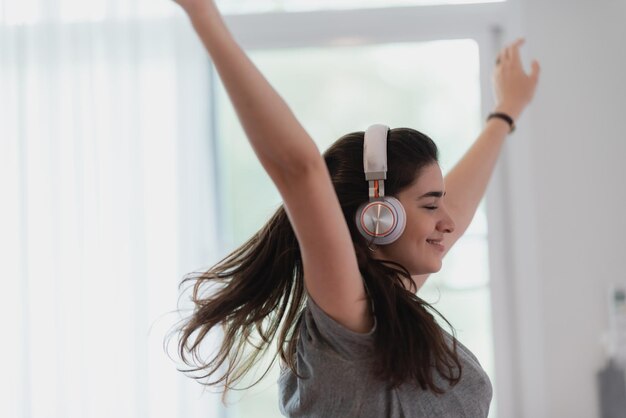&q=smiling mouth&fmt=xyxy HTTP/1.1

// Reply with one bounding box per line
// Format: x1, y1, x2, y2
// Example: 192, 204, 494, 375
426, 240, 445, 251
